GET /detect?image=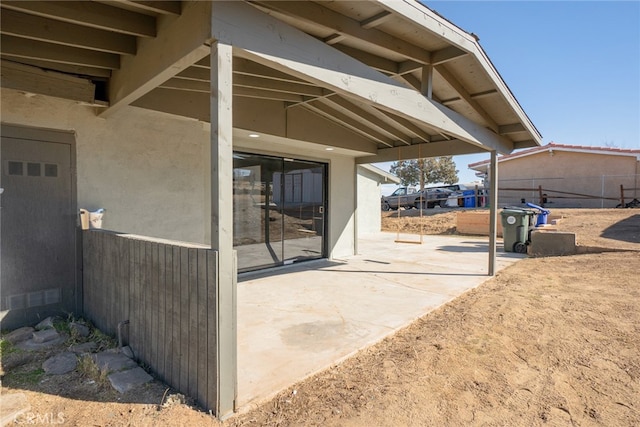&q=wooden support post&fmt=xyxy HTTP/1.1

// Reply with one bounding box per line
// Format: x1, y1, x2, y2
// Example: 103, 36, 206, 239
210, 41, 237, 418
620, 184, 625, 208
538, 185, 544, 206
488, 151, 498, 276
